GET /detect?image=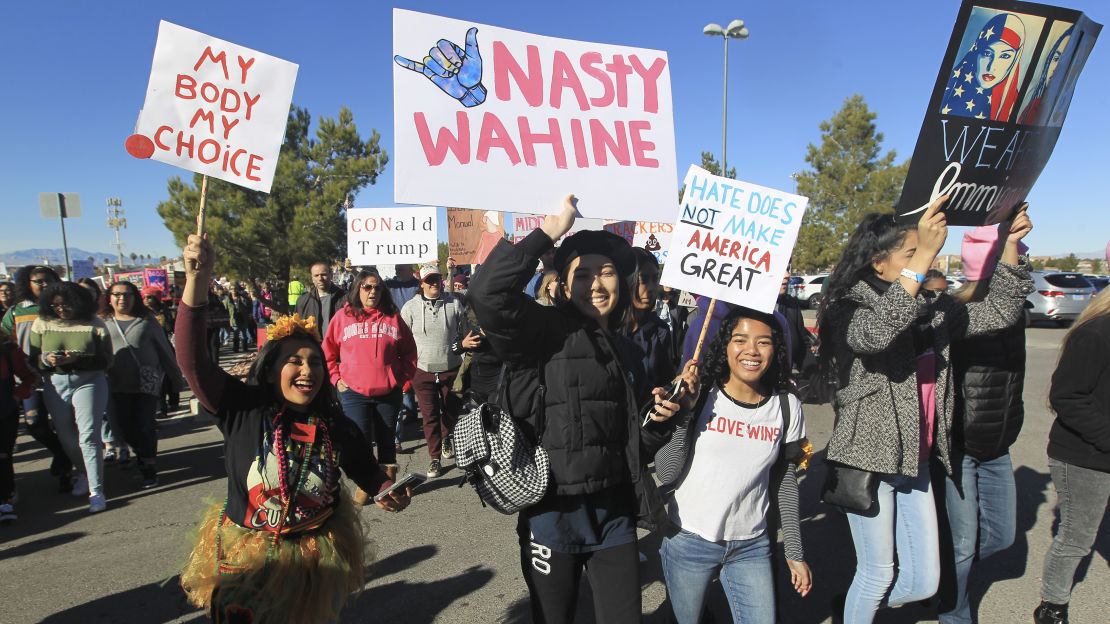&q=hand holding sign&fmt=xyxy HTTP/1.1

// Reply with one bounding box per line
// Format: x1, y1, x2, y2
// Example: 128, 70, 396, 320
540, 195, 580, 242
394, 27, 487, 107
916, 195, 950, 257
